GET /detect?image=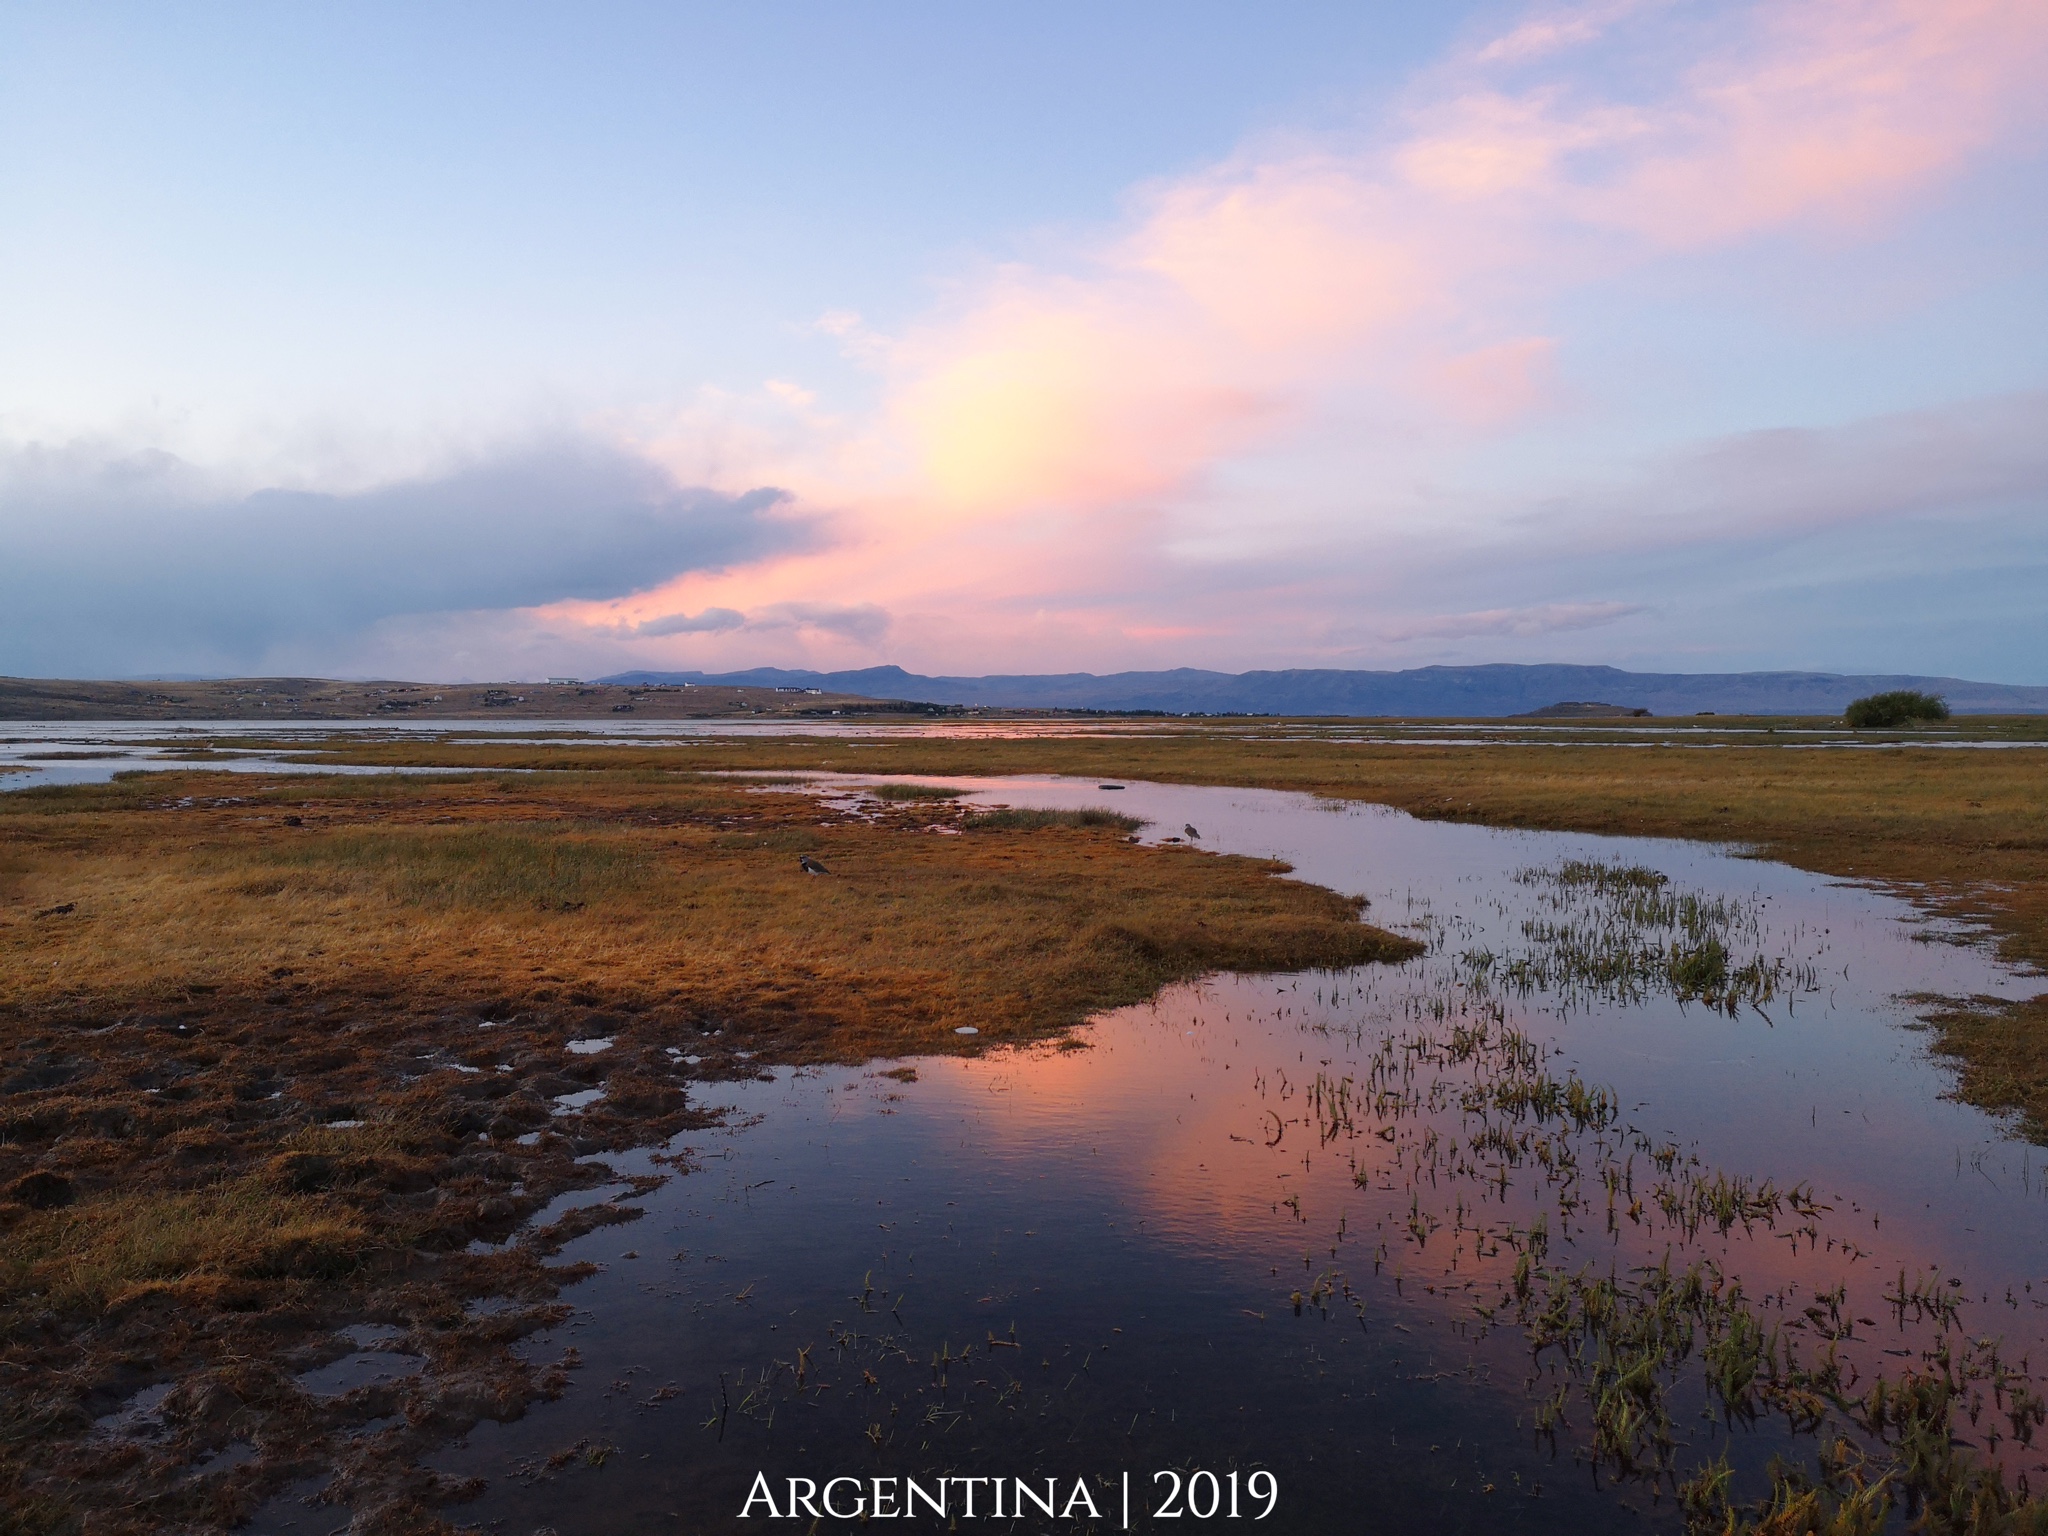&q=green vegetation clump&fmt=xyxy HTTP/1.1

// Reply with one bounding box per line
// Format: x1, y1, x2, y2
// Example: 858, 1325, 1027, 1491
964, 806, 1145, 832
1844, 689, 1949, 728
868, 782, 968, 800
1457, 860, 1799, 1013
